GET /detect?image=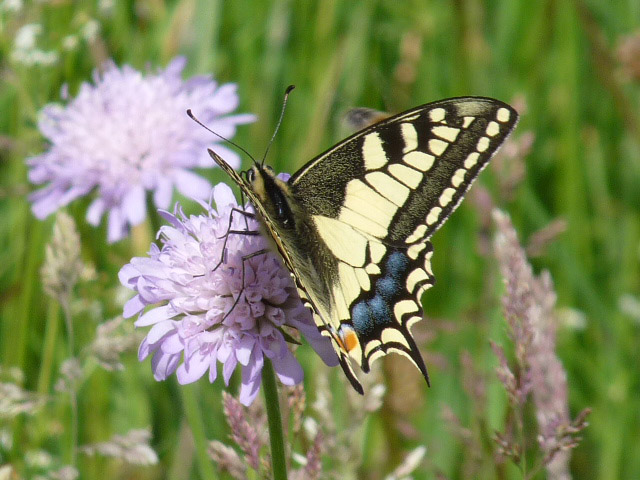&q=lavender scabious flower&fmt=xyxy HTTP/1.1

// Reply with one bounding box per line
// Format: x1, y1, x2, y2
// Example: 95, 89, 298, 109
28, 57, 254, 242
119, 182, 339, 405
